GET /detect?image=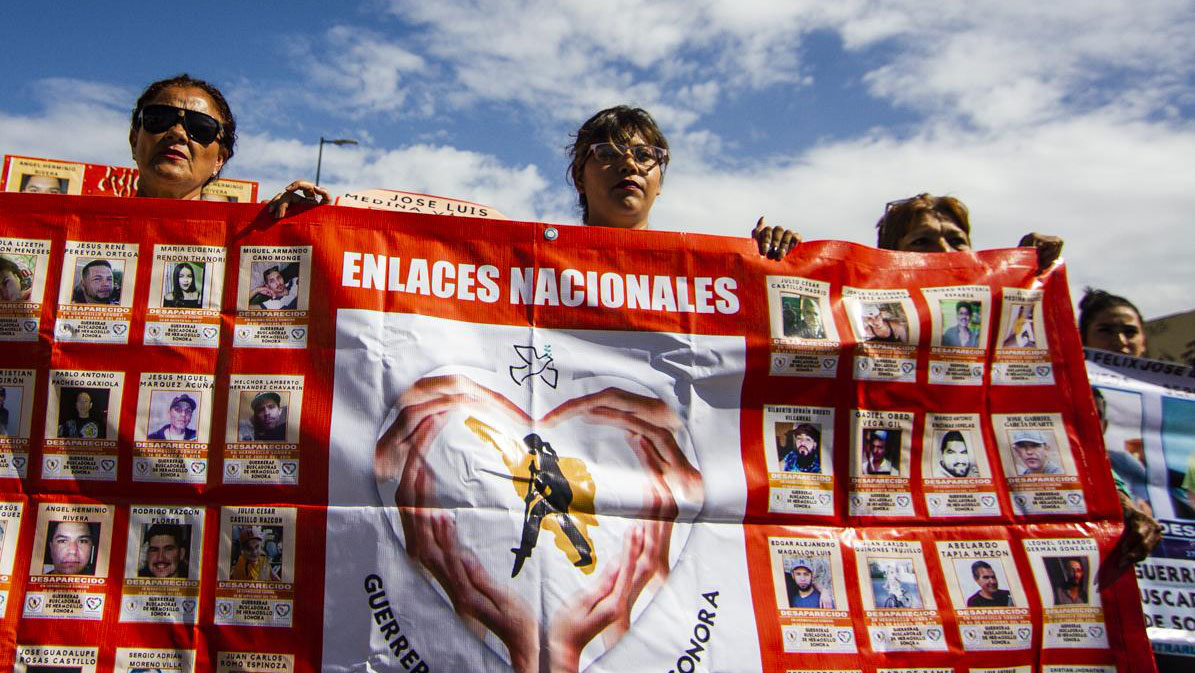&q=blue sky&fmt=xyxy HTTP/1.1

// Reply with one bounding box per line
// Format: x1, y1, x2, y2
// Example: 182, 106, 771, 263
2, 1, 1193, 318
